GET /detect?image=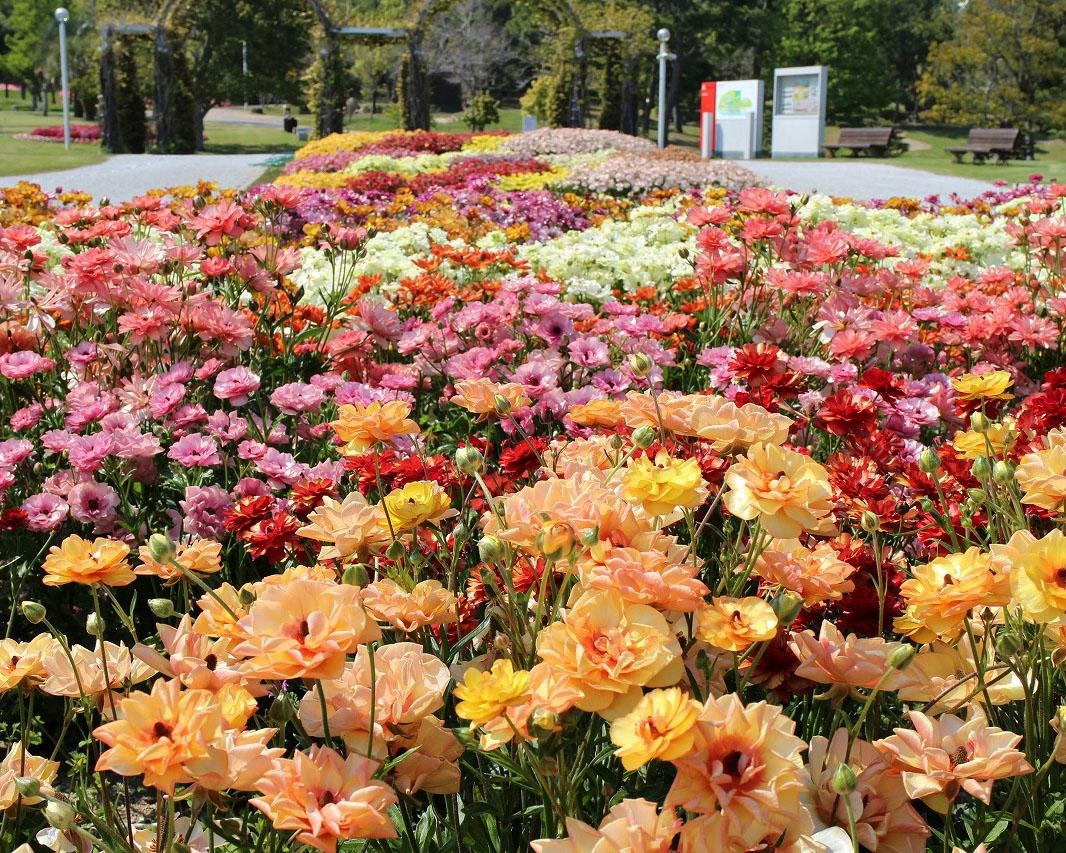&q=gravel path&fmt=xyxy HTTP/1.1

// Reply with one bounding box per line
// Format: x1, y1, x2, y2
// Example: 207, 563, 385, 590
736, 160, 995, 200
1, 152, 284, 203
